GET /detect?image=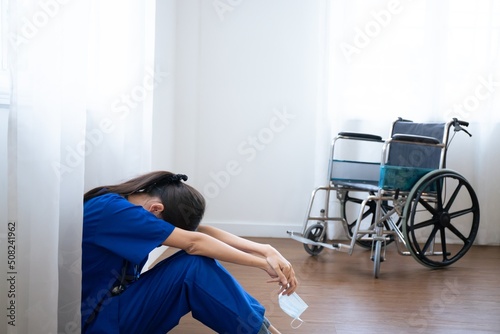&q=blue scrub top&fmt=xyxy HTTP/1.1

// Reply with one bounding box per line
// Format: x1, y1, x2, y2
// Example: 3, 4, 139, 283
82, 193, 174, 328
